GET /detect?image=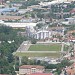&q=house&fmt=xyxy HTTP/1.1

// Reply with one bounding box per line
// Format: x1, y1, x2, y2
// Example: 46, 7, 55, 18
19, 65, 45, 75
62, 17, 75, 25
70, 8, 75, 15
27, 73, 53, 75
68, 37, 75, 42
0, 0, 5, 4
67, 30, 75, 34
48, 27, 64, 34
62, 62, 75, 75
66, 67, 75, 75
